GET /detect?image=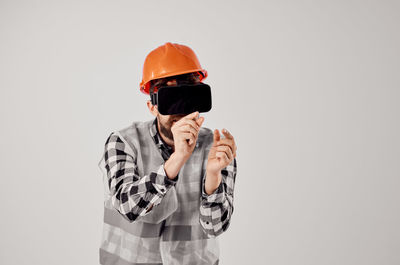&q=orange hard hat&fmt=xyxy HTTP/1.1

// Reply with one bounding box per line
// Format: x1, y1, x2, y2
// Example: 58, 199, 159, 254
140, 42, 208, 95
